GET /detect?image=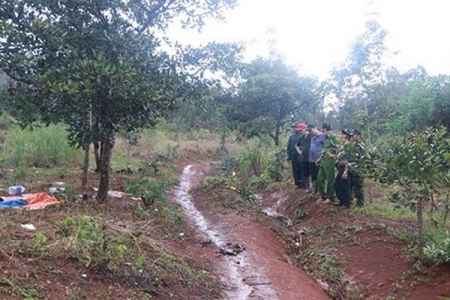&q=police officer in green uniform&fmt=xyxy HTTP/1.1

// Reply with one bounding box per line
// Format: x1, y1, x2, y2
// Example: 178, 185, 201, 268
317, 123, 340, 204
